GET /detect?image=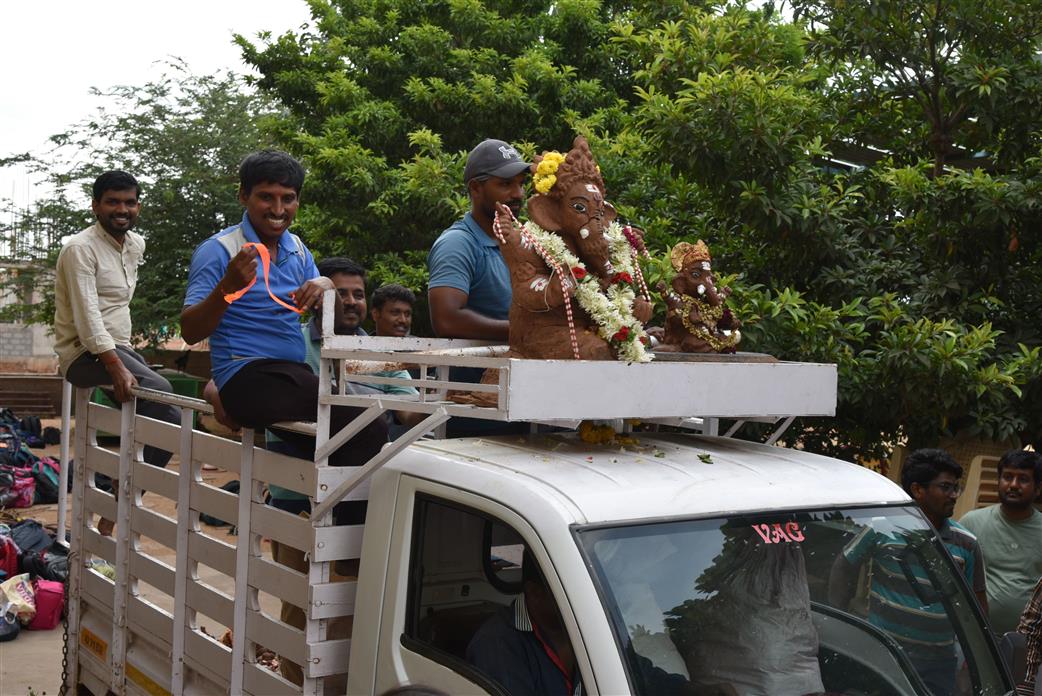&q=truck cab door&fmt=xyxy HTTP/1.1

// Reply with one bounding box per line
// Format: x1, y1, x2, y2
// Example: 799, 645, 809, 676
370, 476, 600, 695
